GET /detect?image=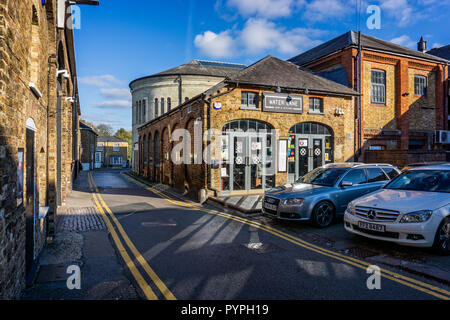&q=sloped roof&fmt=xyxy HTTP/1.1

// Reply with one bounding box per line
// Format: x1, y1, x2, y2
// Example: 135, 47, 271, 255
79, 121, 98, 135
130, 60, 246, 87
226, 55, 358, 96
289, 31, 448, 66
427, 45, 450, 61
97, 136, 127, 143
